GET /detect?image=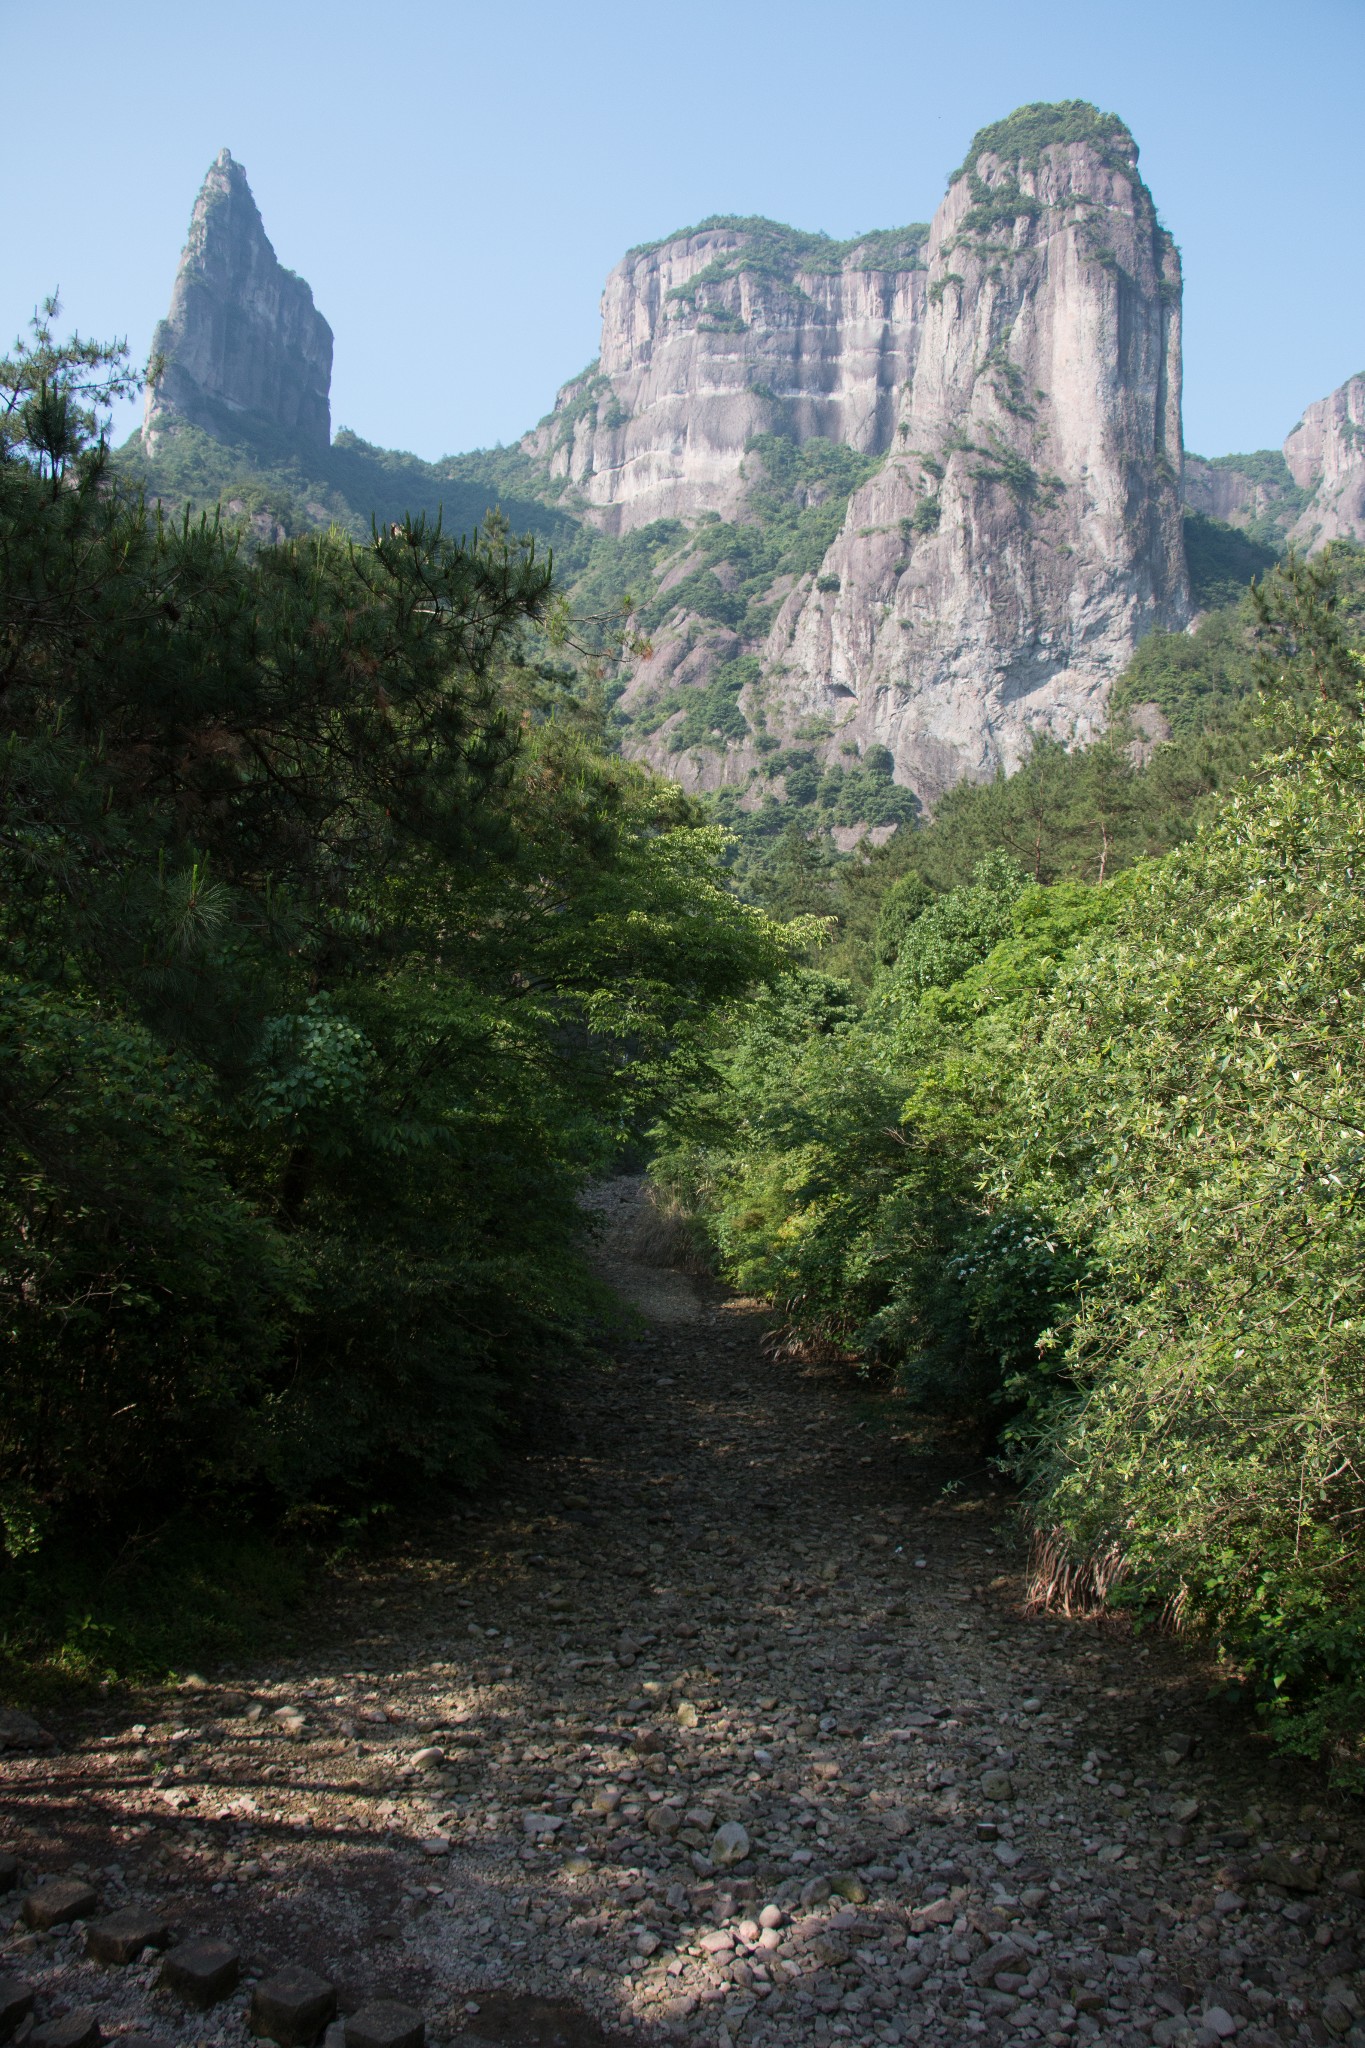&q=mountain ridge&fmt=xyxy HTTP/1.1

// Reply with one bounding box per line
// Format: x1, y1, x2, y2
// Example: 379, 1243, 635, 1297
125, 109, 1365, 828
